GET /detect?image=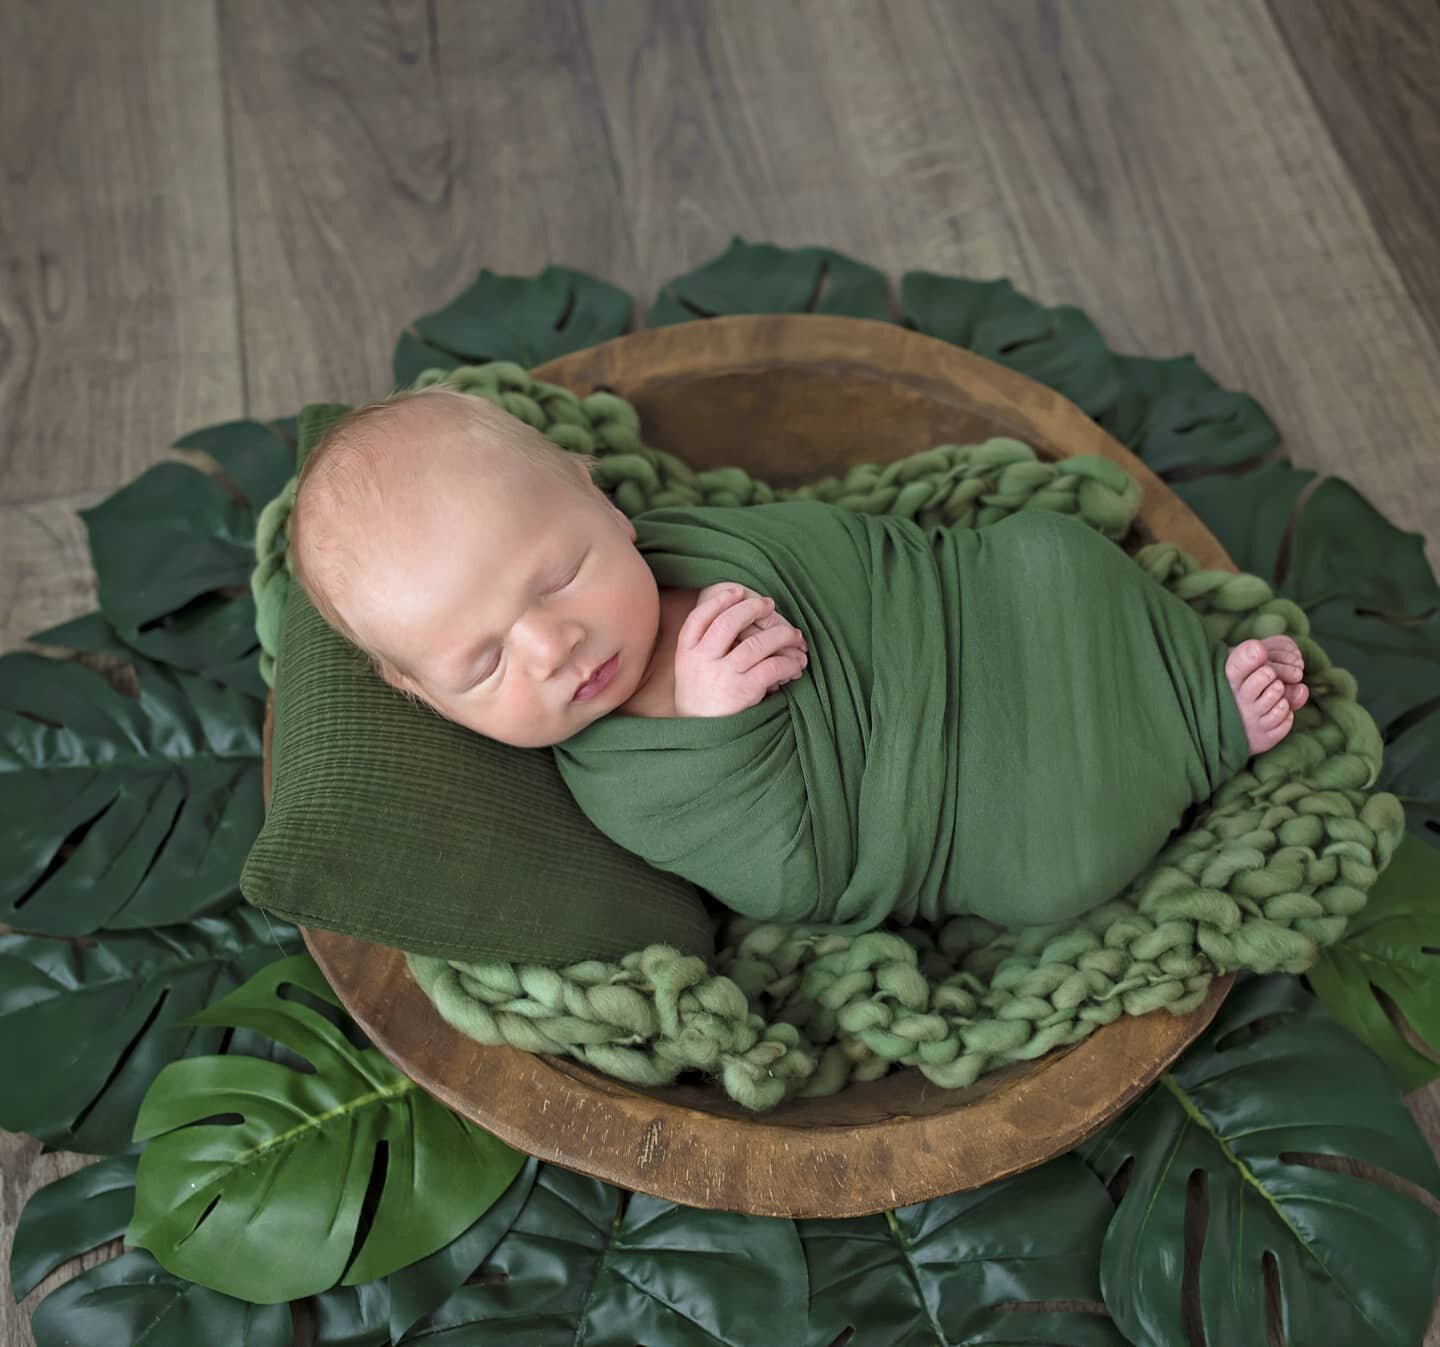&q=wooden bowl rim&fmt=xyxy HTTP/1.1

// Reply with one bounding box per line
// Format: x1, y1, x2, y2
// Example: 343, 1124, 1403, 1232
284, 312, 1236, 1217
